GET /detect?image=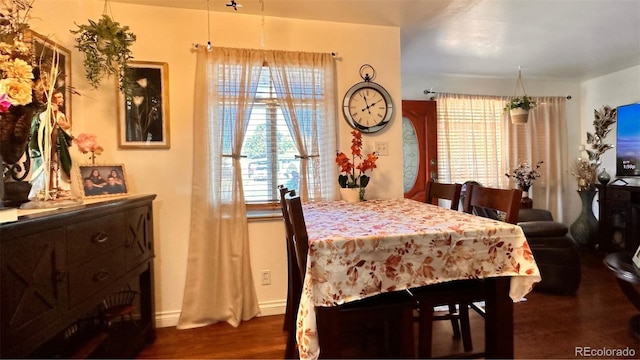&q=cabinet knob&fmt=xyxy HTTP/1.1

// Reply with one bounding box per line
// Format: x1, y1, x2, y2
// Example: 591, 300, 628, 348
92, 270, 110, 282
92, 232, 109, 243
55, 271, 67, 283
